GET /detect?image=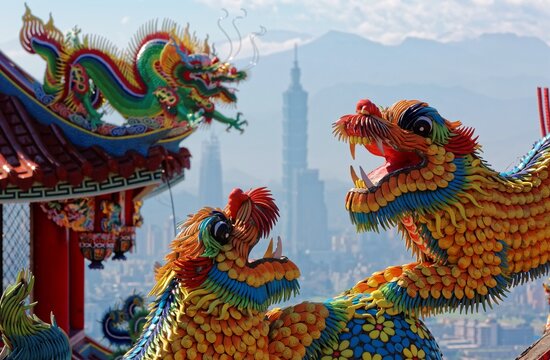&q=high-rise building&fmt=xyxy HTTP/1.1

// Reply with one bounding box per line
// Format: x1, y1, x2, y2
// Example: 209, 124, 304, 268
199, 133, 223, 208
282, 45, 329, 257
